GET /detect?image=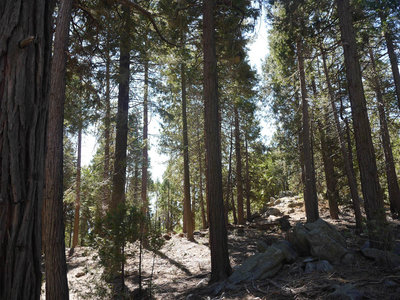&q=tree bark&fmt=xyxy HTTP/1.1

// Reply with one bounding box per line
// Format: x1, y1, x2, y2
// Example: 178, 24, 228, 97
71, 127, 82, 250
181, 62, 194, 240
203, 0, 232, 283
320, 48, 362, 231
197, 131, 207, 229
337, 0, 387, 249
141, 60, 149, 215
0, 1, 54, 298
297, 38, 319, 223
234, 105, 245, 225
245, 137, 251, 221
42, 0, 72, 297
379, 13, 400, 109
368, 47, 400, 215
226, 122, 237, 225
103, 43, 111, 212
